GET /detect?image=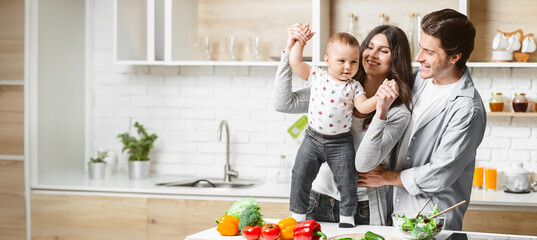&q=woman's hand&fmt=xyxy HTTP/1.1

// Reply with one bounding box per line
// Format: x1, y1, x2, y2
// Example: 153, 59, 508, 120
285, 23, 315, 53
374, 79, 399, 120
